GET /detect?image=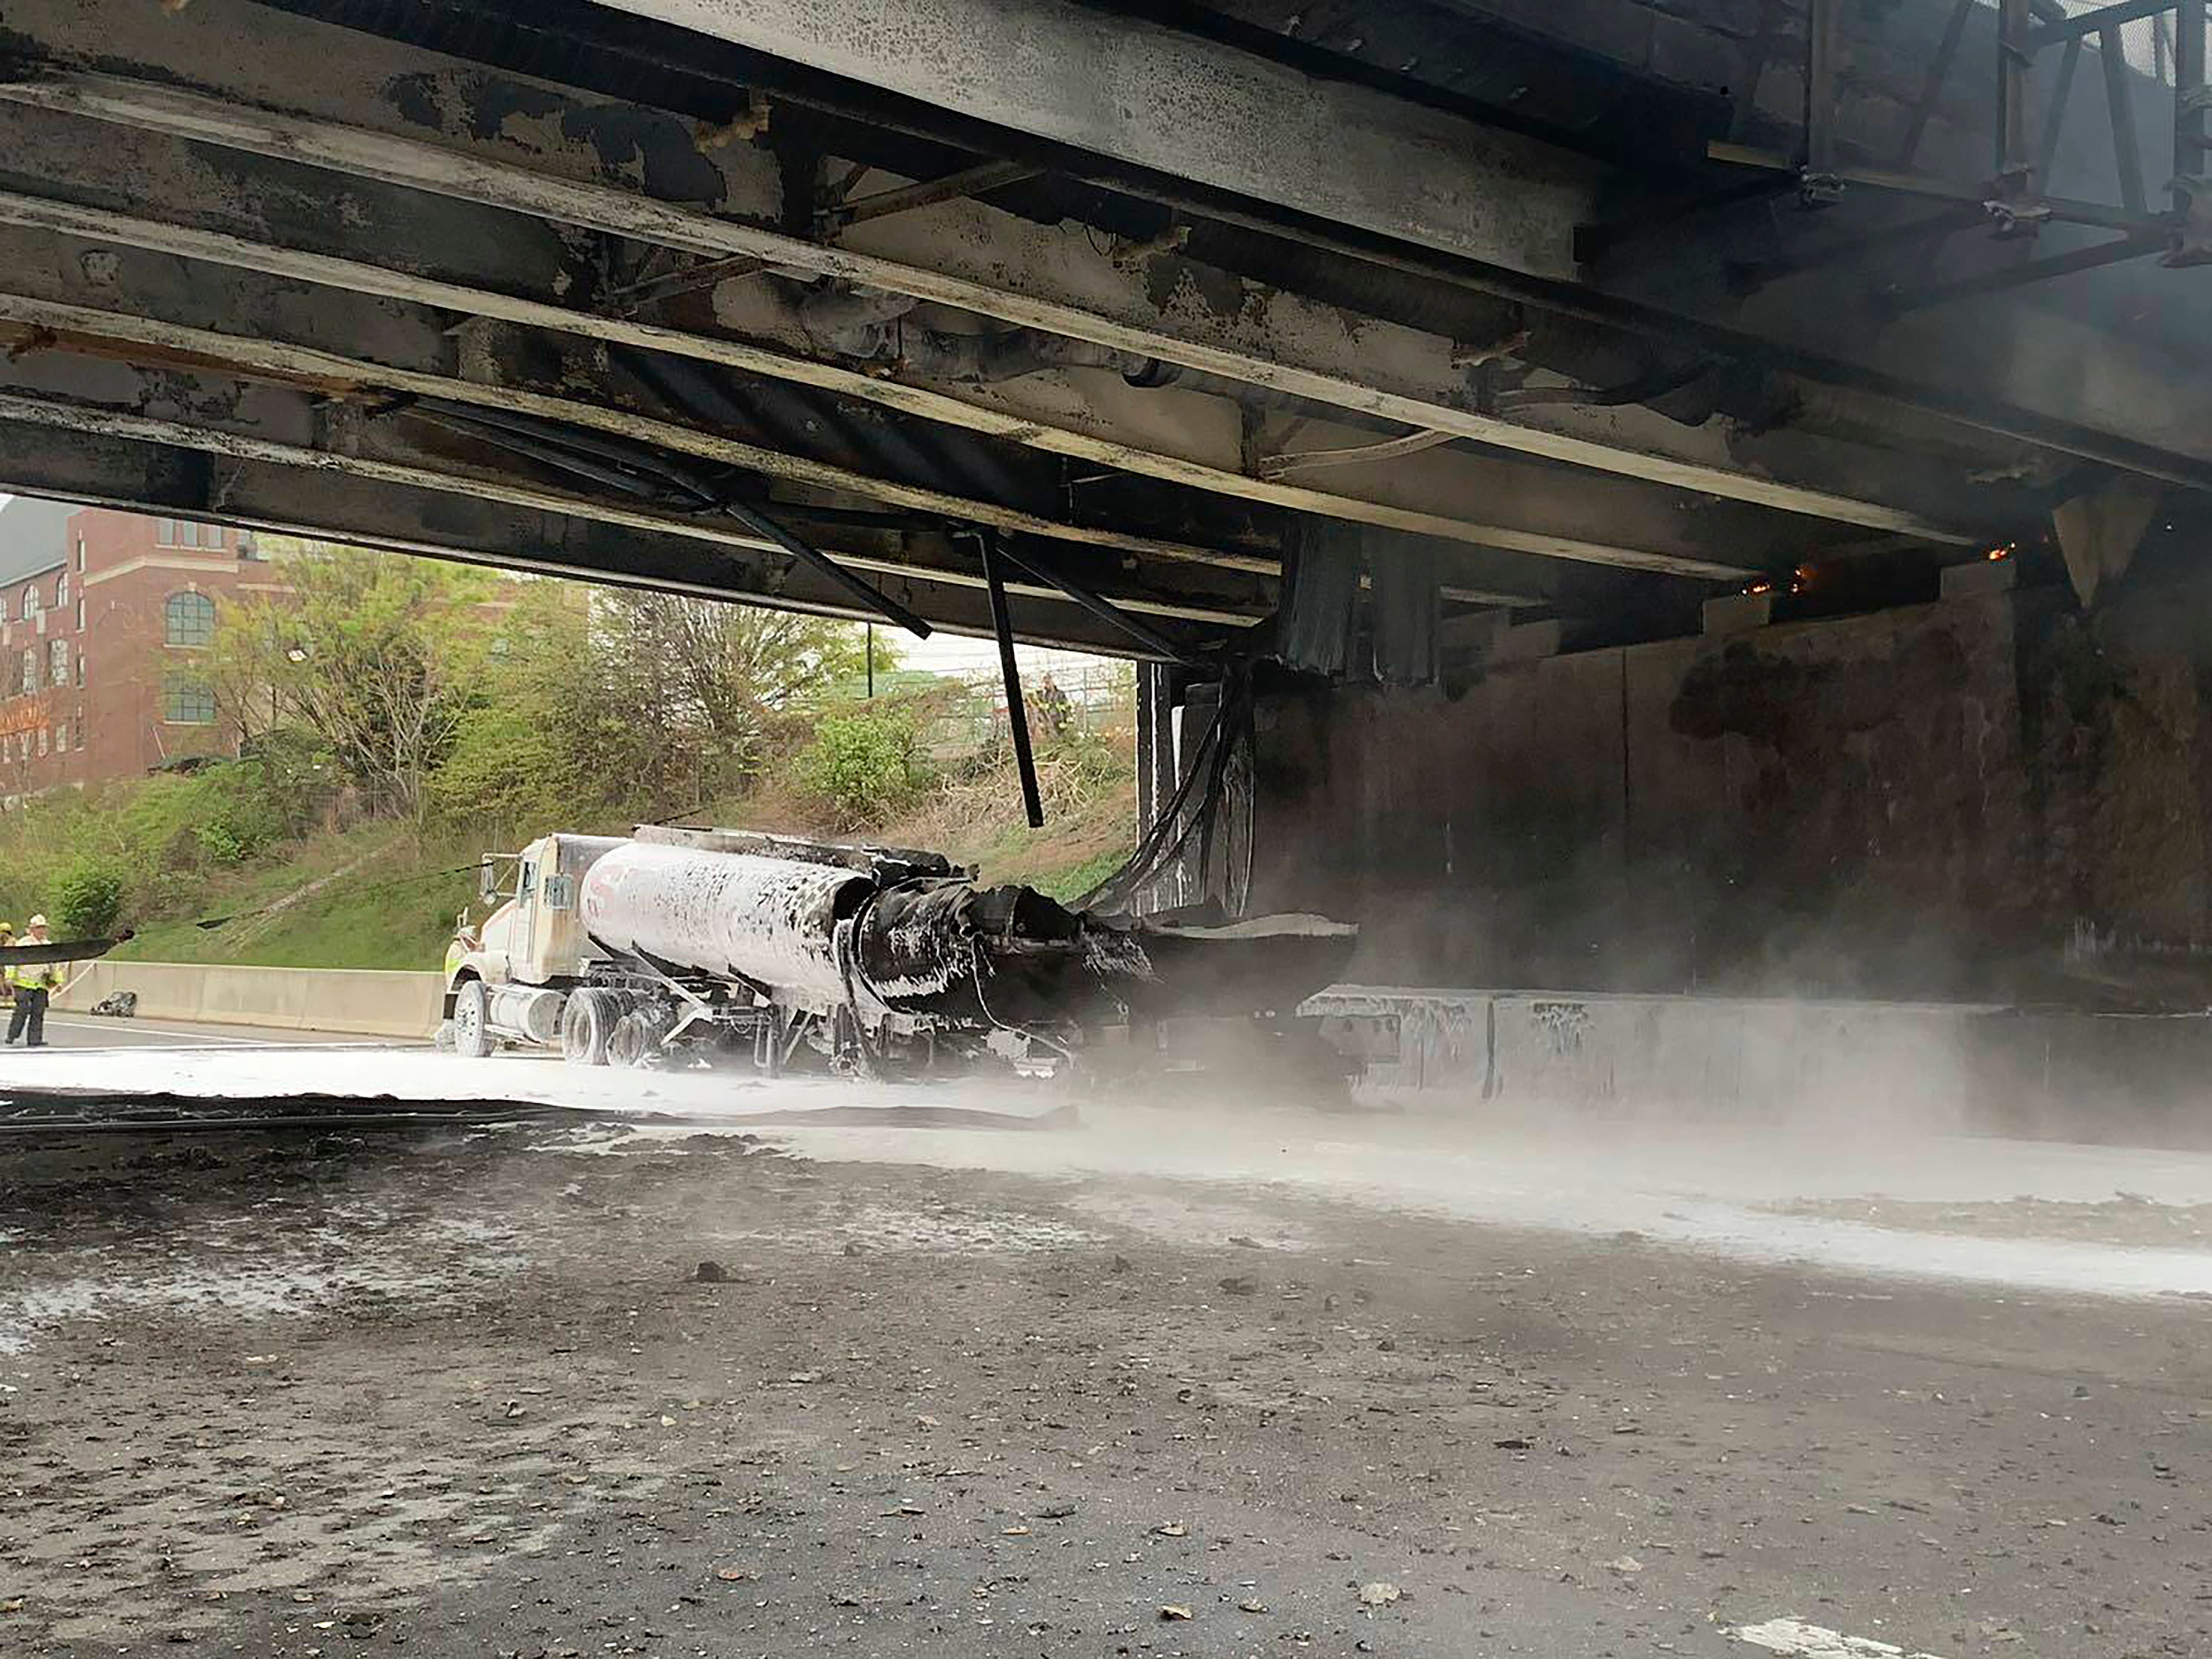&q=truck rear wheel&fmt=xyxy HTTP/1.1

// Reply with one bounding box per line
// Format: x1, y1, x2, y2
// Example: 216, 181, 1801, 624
607, 1010, 660, 1069
561, 988, 614, 1066
451, 980, 494, 1059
